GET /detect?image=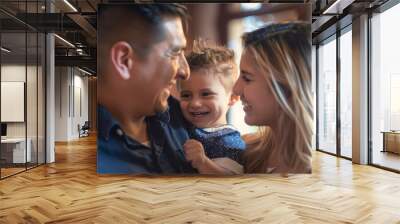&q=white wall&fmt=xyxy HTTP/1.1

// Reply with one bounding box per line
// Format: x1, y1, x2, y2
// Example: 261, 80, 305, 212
54, 67, 89, 141
55, 66, 69, 141
1, 65, 39, 138
1, 64, 45, 164
1, 65, 26, 142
